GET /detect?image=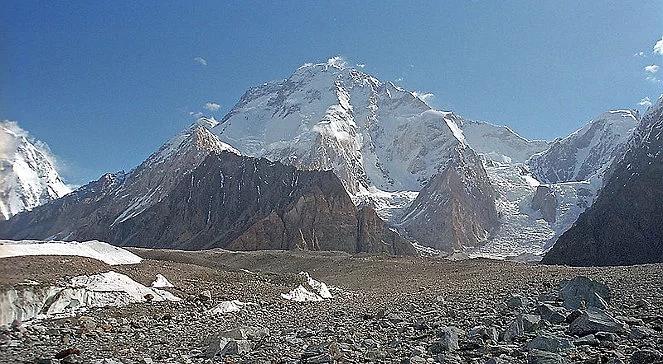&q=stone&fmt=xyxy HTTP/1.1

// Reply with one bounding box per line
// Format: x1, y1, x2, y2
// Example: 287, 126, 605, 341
574, 334, 599, 346
503, 317, 524, 343
569, 310, 624, 336
220, 339, 253, 355
507, 294, 527, 309
431, 326, 459, 352
630, 349, 662, 364
629, 325, 655, 340
527, 333, 573, 353
219, 326, 269, 340
521, 314, 542, 332
537, 304, 566, 324
559, 276, 610, 310
527, 349, 567, 364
